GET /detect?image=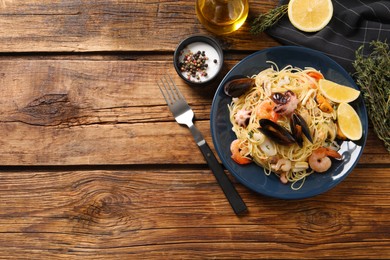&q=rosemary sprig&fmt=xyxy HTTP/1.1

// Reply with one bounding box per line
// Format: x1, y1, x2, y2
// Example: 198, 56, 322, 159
250, 4, 288, 35
353, 40, 390, 153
